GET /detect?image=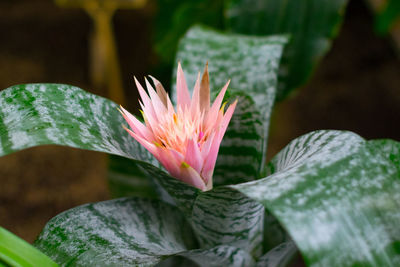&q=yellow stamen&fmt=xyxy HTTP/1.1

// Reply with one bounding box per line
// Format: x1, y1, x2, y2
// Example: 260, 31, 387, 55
181, 161, 190, 168
220, 101, 227, 112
